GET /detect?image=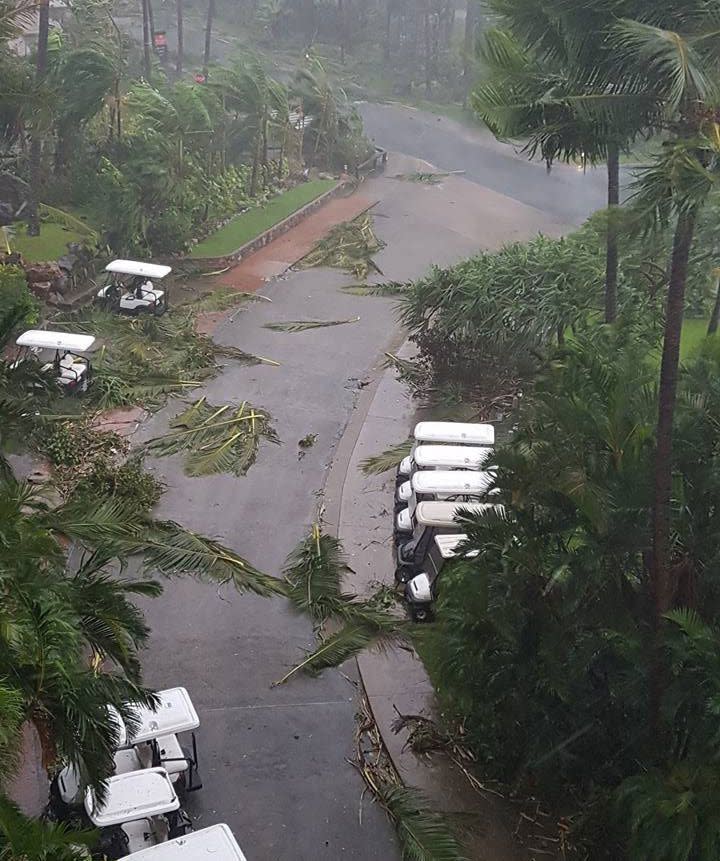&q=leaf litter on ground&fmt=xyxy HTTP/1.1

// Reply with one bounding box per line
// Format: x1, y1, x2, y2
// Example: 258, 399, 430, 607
392, 171, 450, 184
298, 212, 385, 280
144, 397, 280, 477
